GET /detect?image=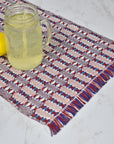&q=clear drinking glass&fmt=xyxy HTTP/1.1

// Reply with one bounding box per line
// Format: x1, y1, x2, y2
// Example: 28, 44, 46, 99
4, 3, 51, 70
